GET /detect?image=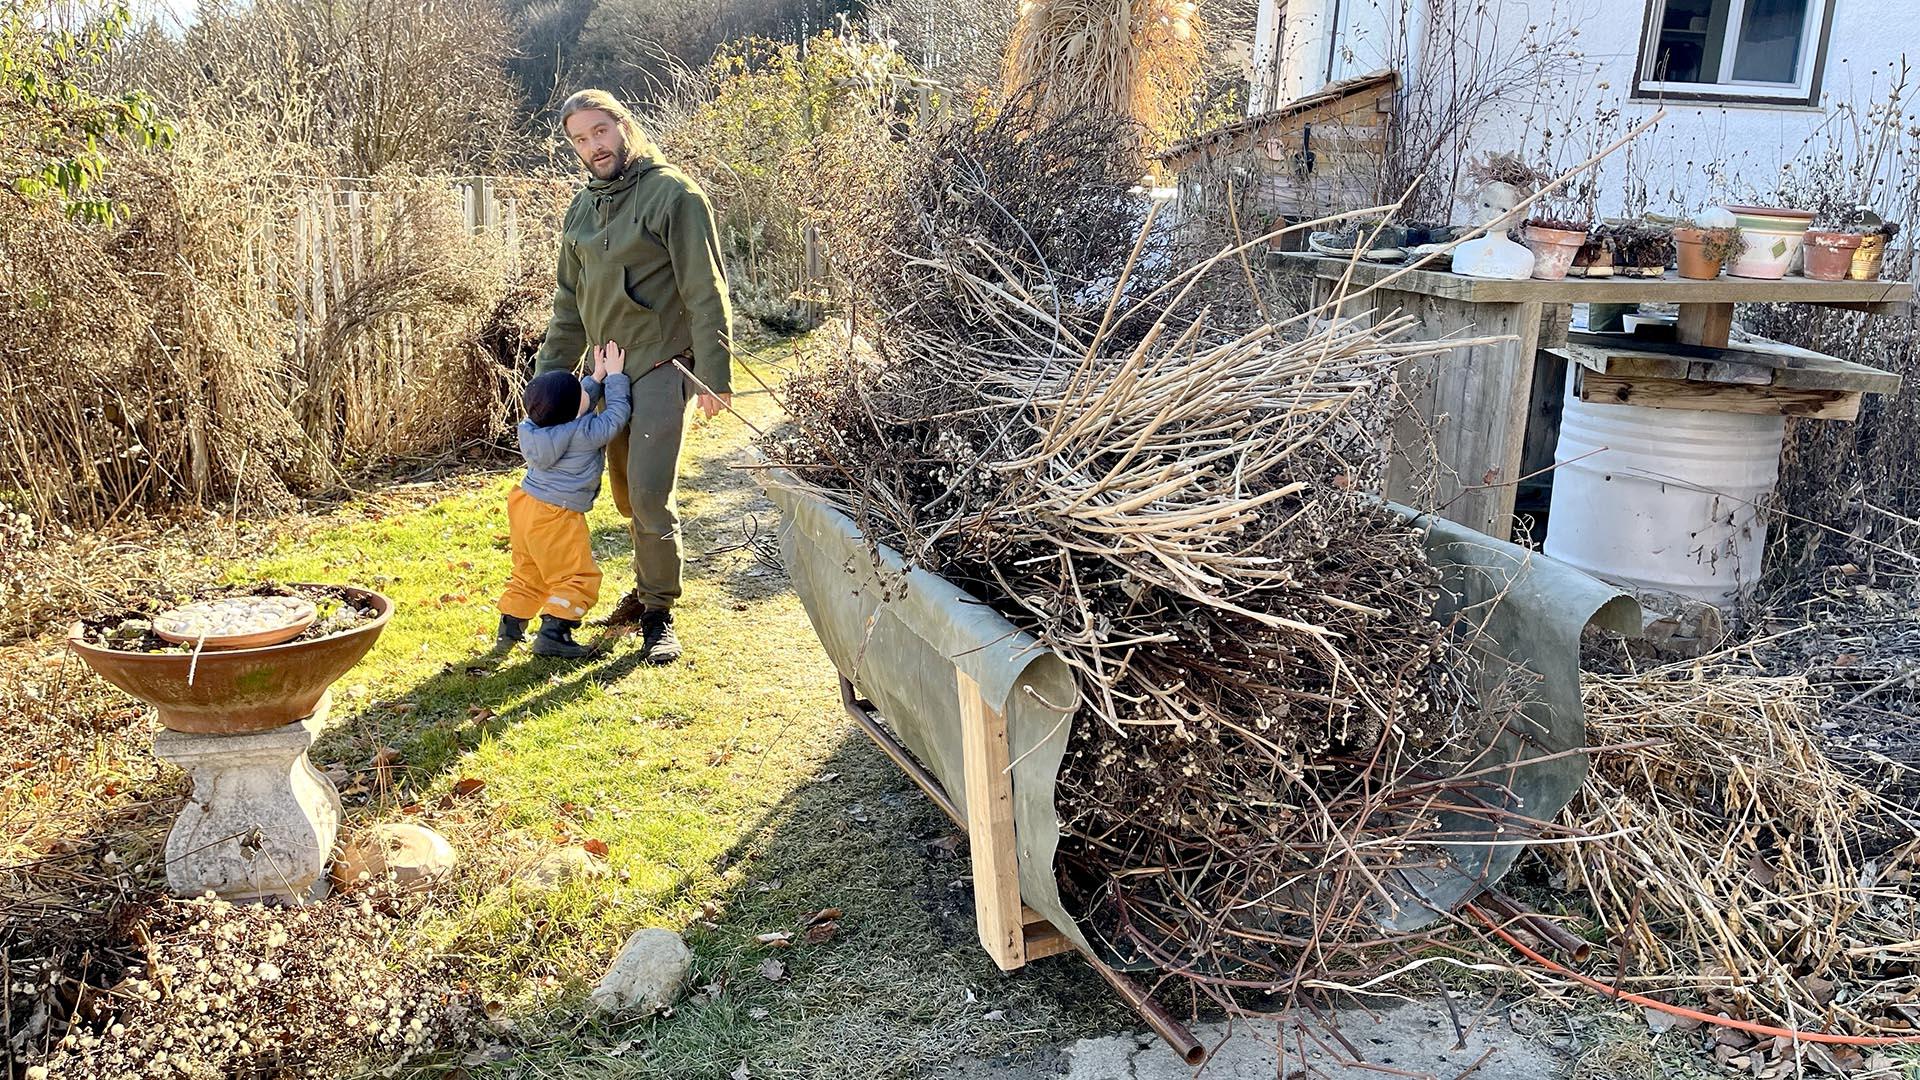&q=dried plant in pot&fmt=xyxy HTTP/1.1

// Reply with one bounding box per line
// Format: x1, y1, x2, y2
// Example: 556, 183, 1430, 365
1839, 210, 1900, 280
1607, 221, 1676, 278
1672, 219, 1743, 279
1568, 230, 1613, 278
1521, 216, 1590, 281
